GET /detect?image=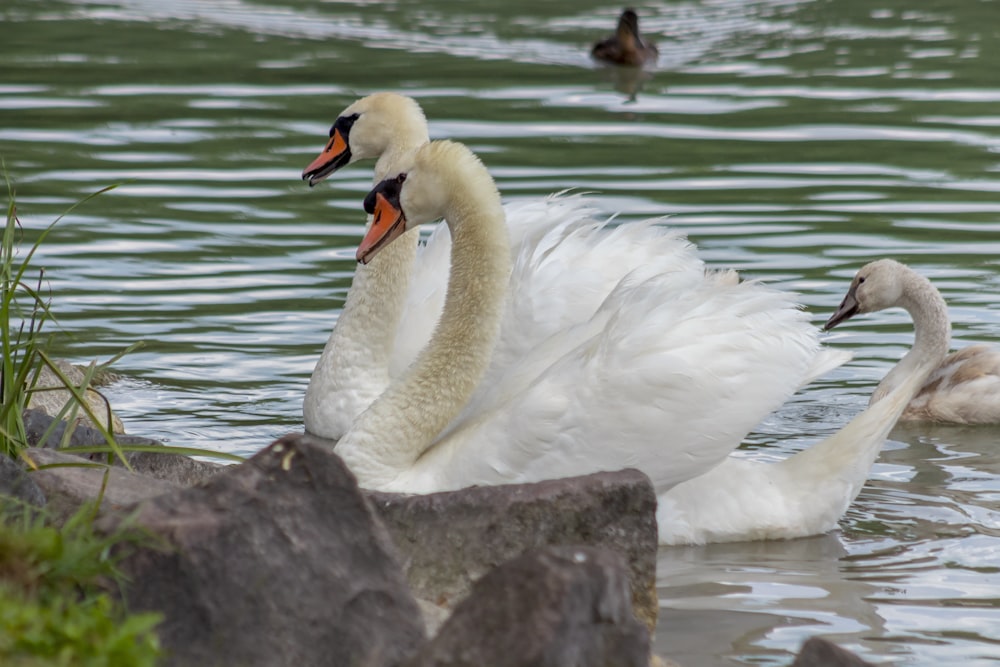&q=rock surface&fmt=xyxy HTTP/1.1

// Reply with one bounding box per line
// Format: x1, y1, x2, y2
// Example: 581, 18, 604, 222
25, 448, 178, 523
10, 420, 892, 666
114, 449, 223, 486
24, 408, 154, 449
0, 453, 46, 508
790, 637, 876, 667
26, 360, 125, 433
369, 468, 659, 633
405, 546, 650, 667
98, 434, 426, 667
25, 409, 223, 486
